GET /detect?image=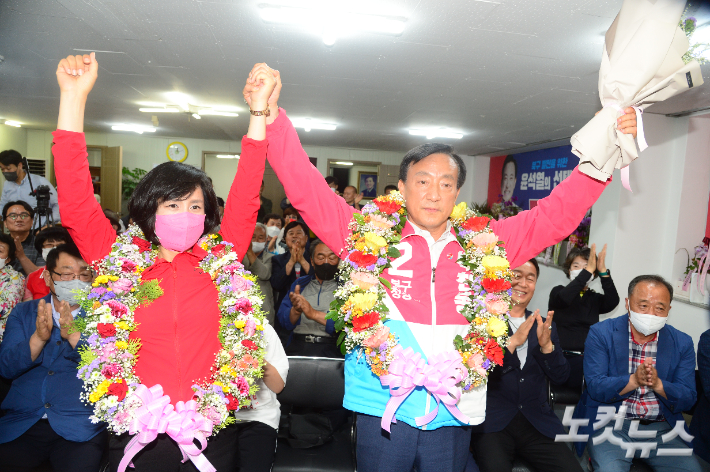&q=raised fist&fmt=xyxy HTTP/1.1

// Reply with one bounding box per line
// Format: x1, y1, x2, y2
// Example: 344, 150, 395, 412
243, 63, 281, 112
56, 52, 98, 97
